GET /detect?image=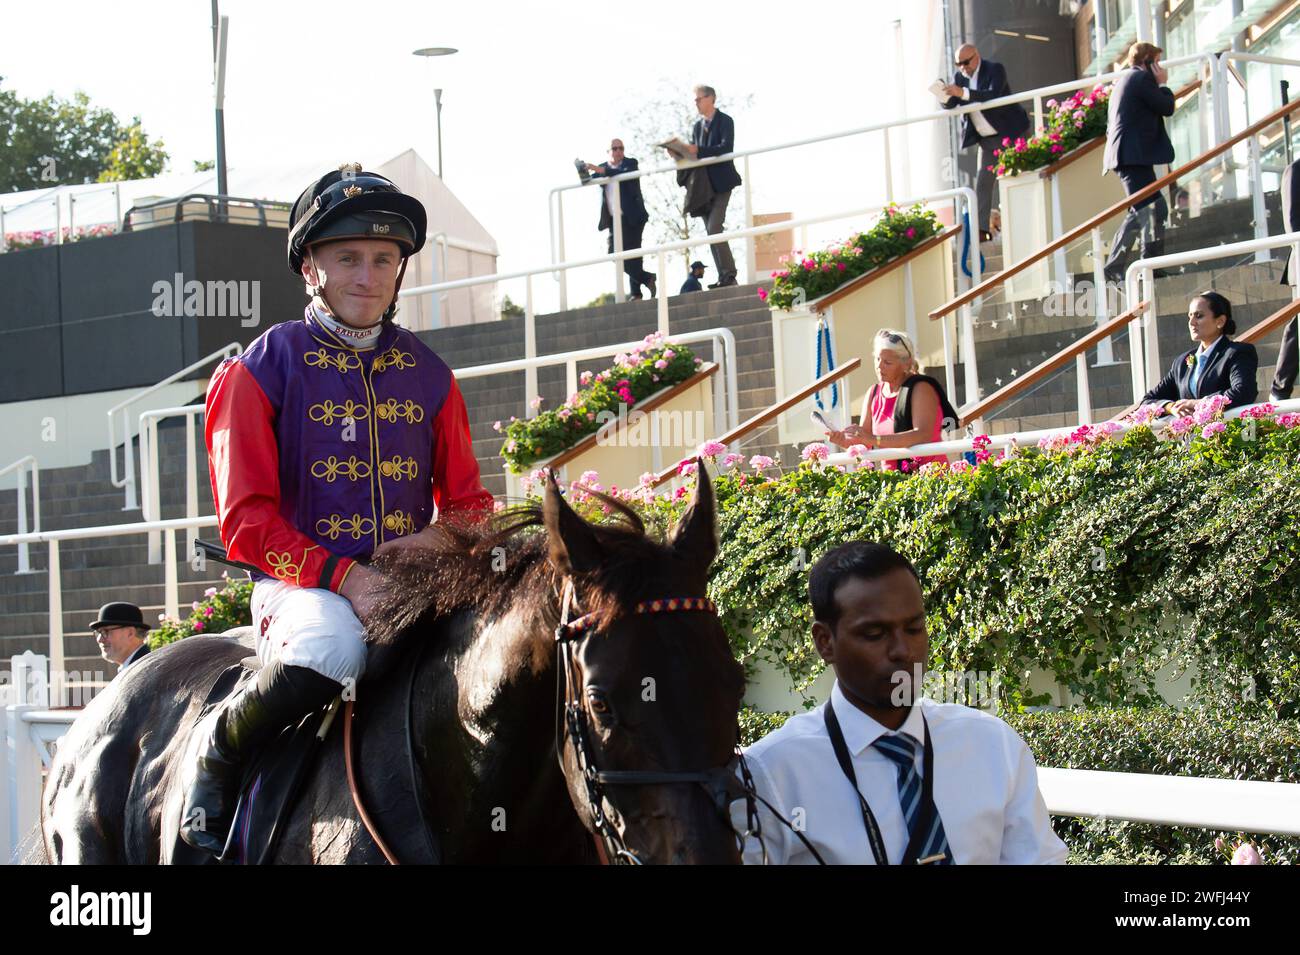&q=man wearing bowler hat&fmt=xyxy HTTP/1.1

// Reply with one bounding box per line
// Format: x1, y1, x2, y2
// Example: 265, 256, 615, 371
89, 602, 151, 672
680, 261, 707, 294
